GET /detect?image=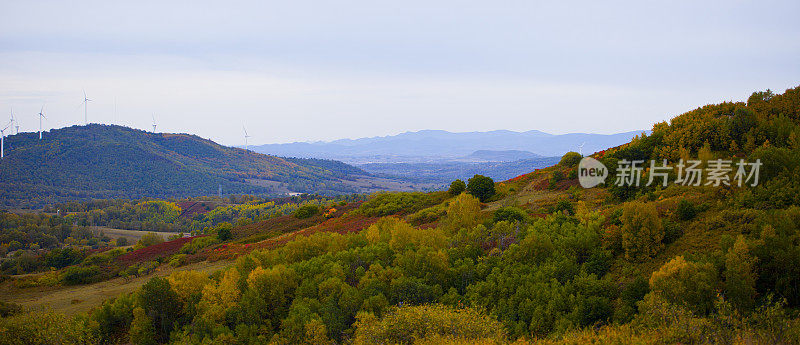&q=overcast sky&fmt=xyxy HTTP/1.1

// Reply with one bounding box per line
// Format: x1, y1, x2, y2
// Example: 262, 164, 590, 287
1, 0, 798, 145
